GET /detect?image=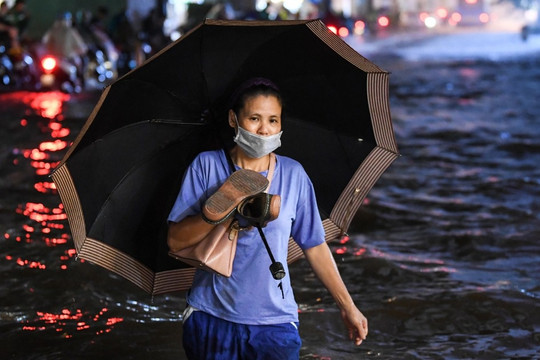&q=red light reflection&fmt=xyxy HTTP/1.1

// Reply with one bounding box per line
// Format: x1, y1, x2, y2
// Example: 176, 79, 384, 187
22, 308, 124, 338
34, 181, 56, 194
4, 90, 81, 288
40, 139, 67, 151
18, 202, 67, 223
335, 247, 347, 255
29, 92, 70, 119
